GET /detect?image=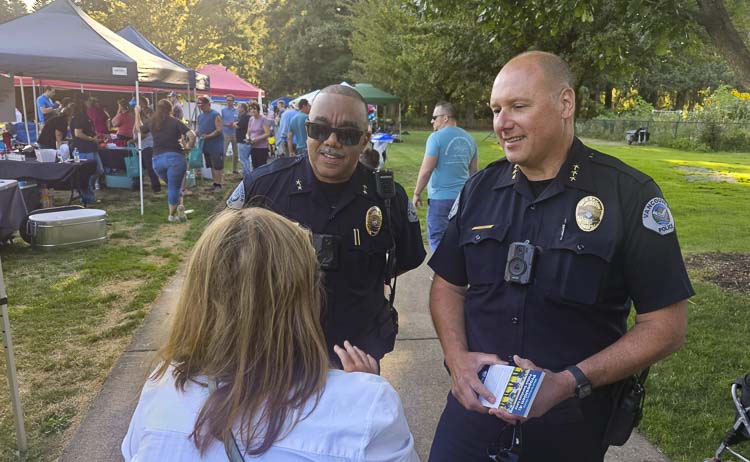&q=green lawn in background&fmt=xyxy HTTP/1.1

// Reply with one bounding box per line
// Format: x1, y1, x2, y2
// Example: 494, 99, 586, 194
387, 131, 750, 462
